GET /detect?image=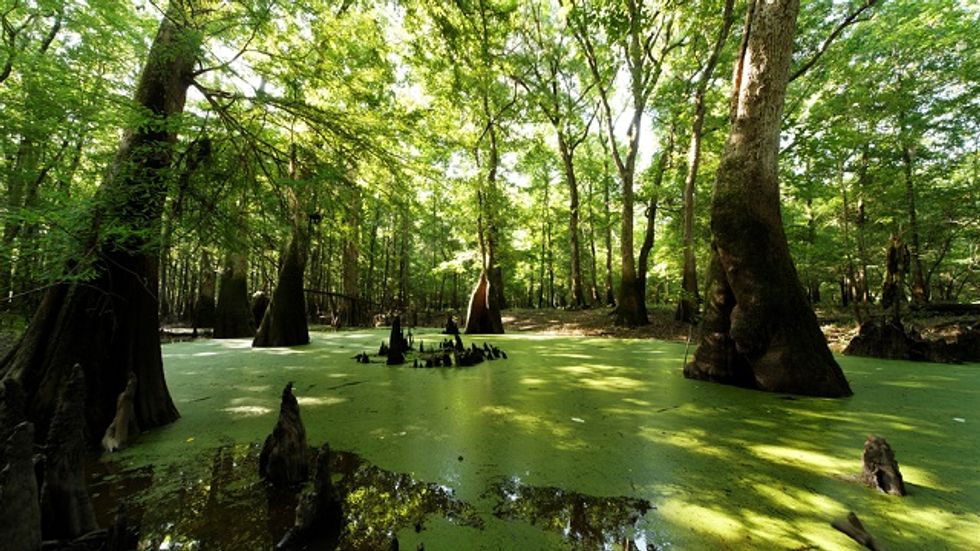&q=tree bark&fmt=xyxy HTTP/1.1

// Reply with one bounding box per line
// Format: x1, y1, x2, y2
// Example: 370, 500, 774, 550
685, 0, 851, 397
677, 0, 735, 323
901, 143, 927, 303
638, 127, 674, 311
340, 183, 365, 326
464, 269, 503, 334
586, 177, 600, 304
558, 134, 586, 308
602, 162, 615, 306
214, 252, 254, 338
194, 249, 216, 328
253, 228, 310, 347
0, 4, 199, 439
